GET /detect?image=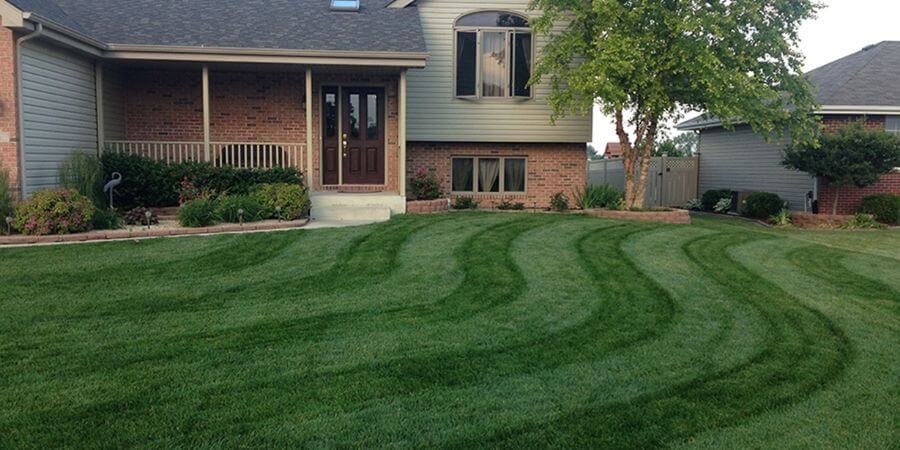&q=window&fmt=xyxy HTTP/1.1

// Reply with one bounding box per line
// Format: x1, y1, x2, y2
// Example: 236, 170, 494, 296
454, 11, 532, 99
452, 157, 526, 193
887, 116, 900, 134
330, 0, 359, 11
